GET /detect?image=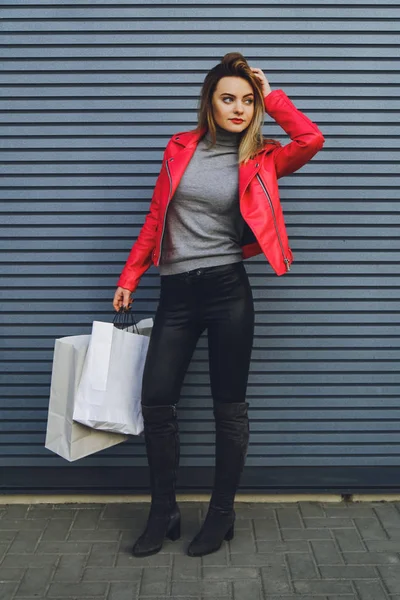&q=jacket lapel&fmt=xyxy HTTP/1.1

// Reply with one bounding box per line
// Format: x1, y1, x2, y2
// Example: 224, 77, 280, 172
166, 128, 205, 199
